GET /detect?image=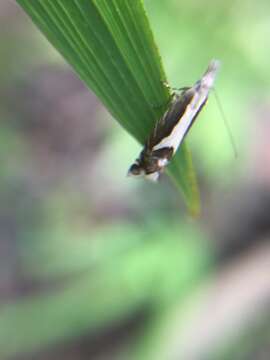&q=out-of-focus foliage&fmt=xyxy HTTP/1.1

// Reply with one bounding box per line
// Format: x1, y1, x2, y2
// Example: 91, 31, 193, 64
0, 220, 210, 358
0, 0, 270, 359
